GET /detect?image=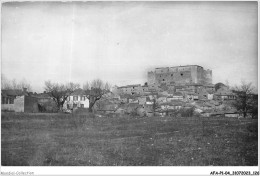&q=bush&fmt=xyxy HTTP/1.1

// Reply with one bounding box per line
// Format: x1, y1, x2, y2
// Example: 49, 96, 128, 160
179, 107, 195, 117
